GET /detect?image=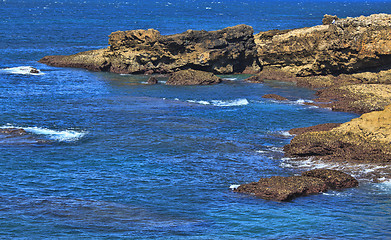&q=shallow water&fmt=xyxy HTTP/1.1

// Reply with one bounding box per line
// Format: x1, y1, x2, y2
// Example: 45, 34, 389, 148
1, 0, 390, 239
